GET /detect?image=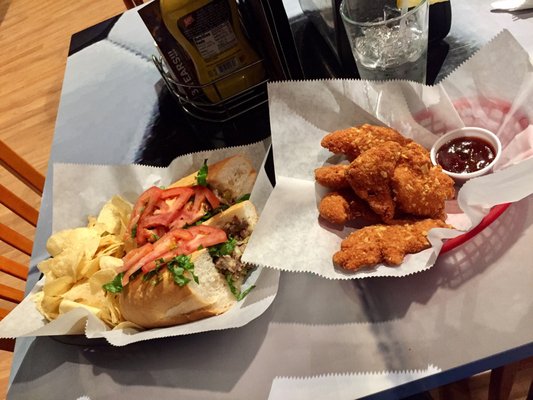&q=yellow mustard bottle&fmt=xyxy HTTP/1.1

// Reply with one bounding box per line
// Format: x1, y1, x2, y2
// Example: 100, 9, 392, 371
160, 0, 265, 103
